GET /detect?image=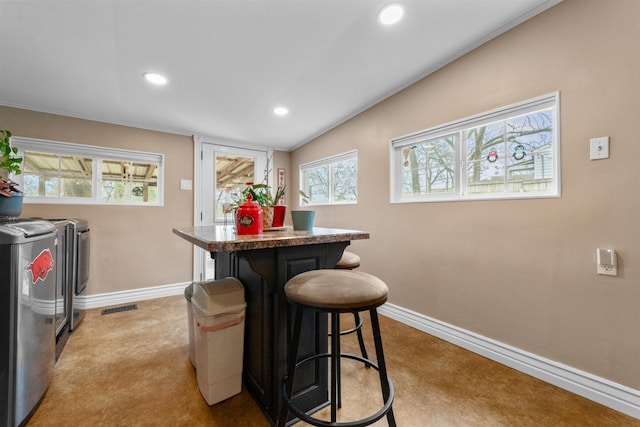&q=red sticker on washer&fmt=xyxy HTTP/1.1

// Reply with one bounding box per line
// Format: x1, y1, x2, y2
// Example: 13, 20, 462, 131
27, 249, 54, 283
